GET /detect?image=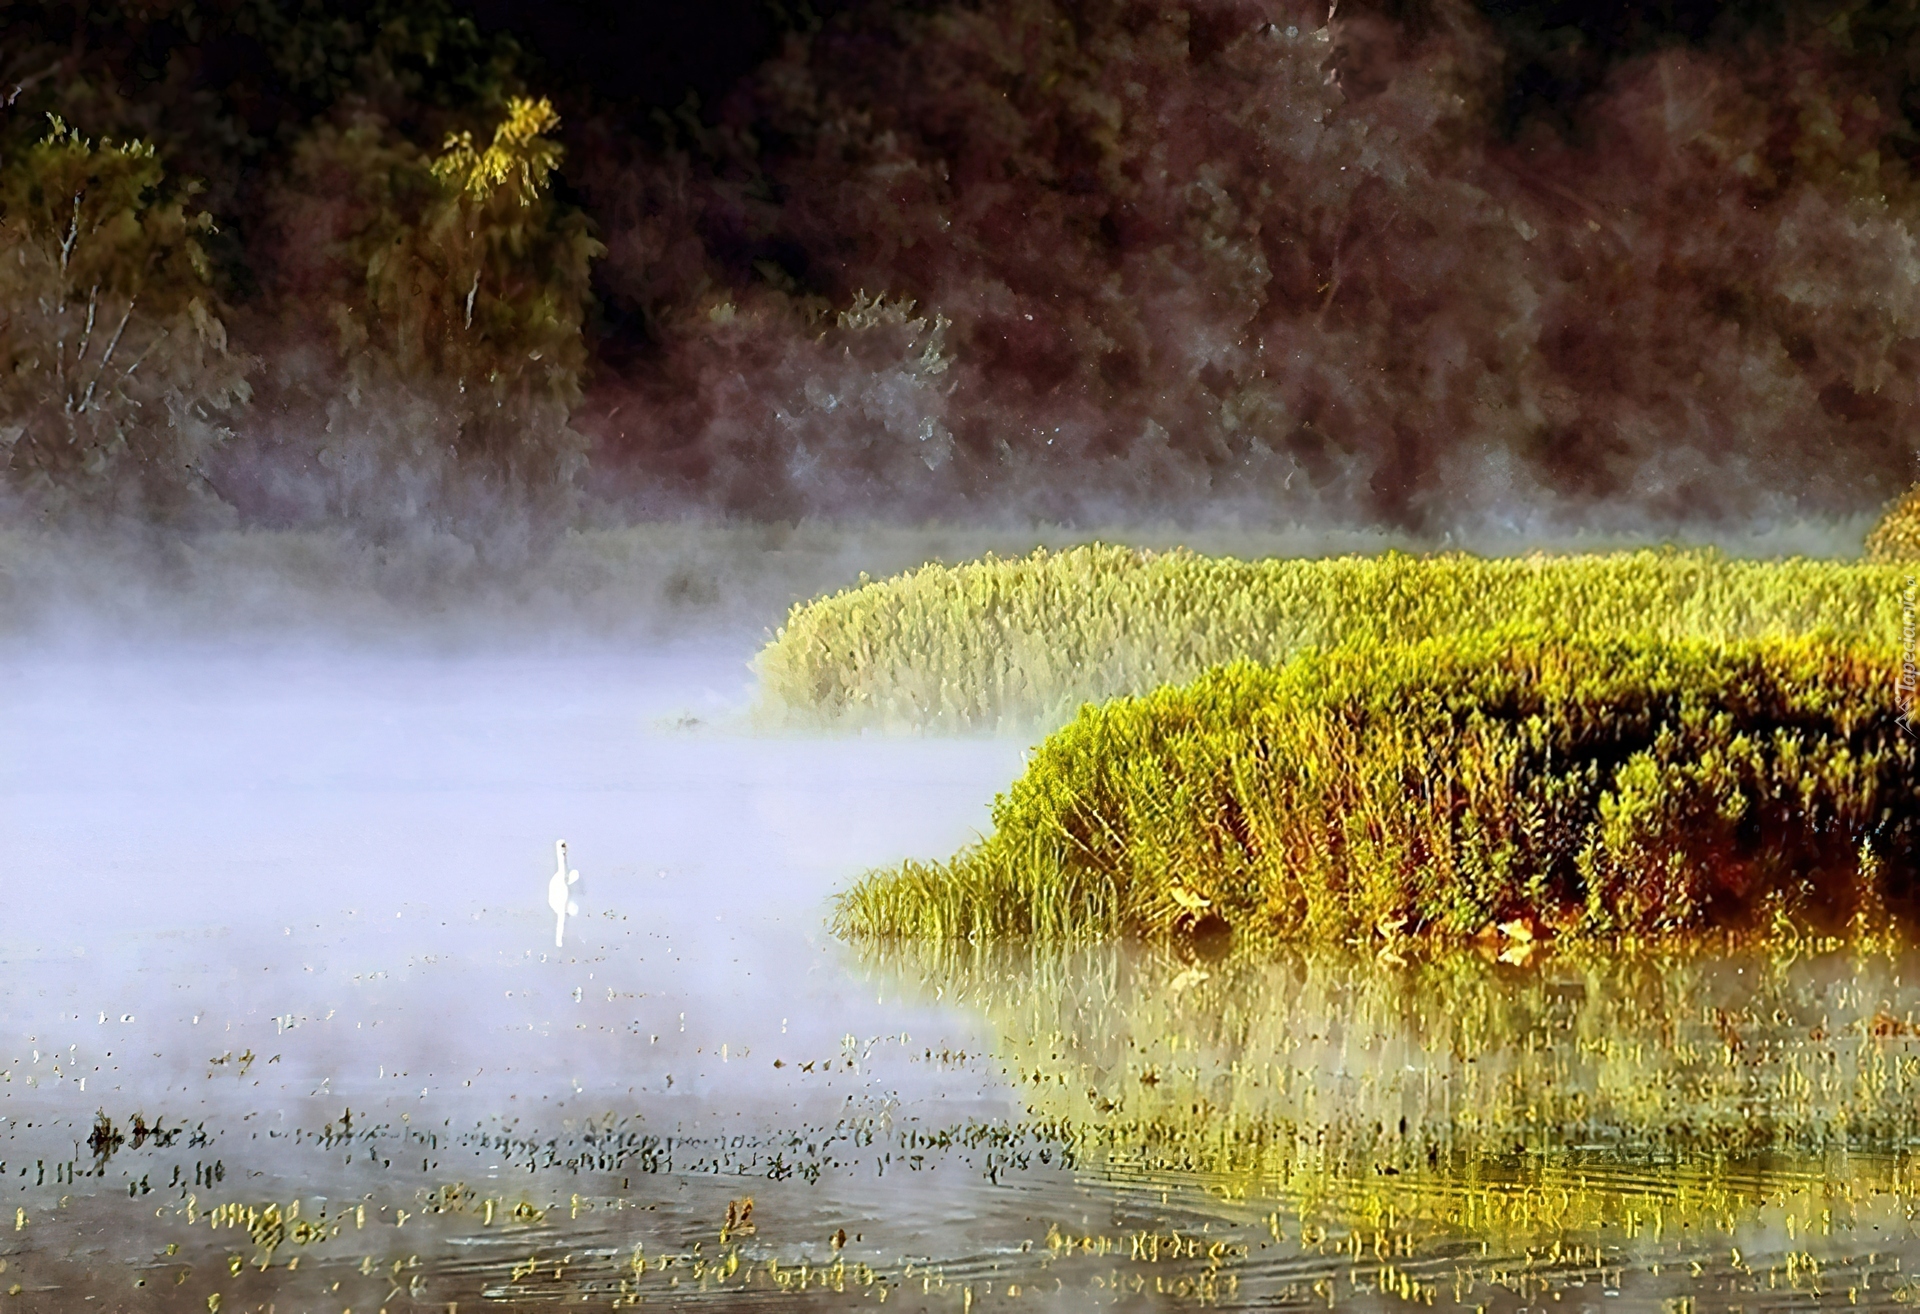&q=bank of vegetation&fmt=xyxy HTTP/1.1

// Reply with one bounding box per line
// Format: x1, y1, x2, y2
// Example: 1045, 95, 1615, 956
12, 0, 1920, 531
759, 547, 1907, 733
833, 634, 1919, 945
